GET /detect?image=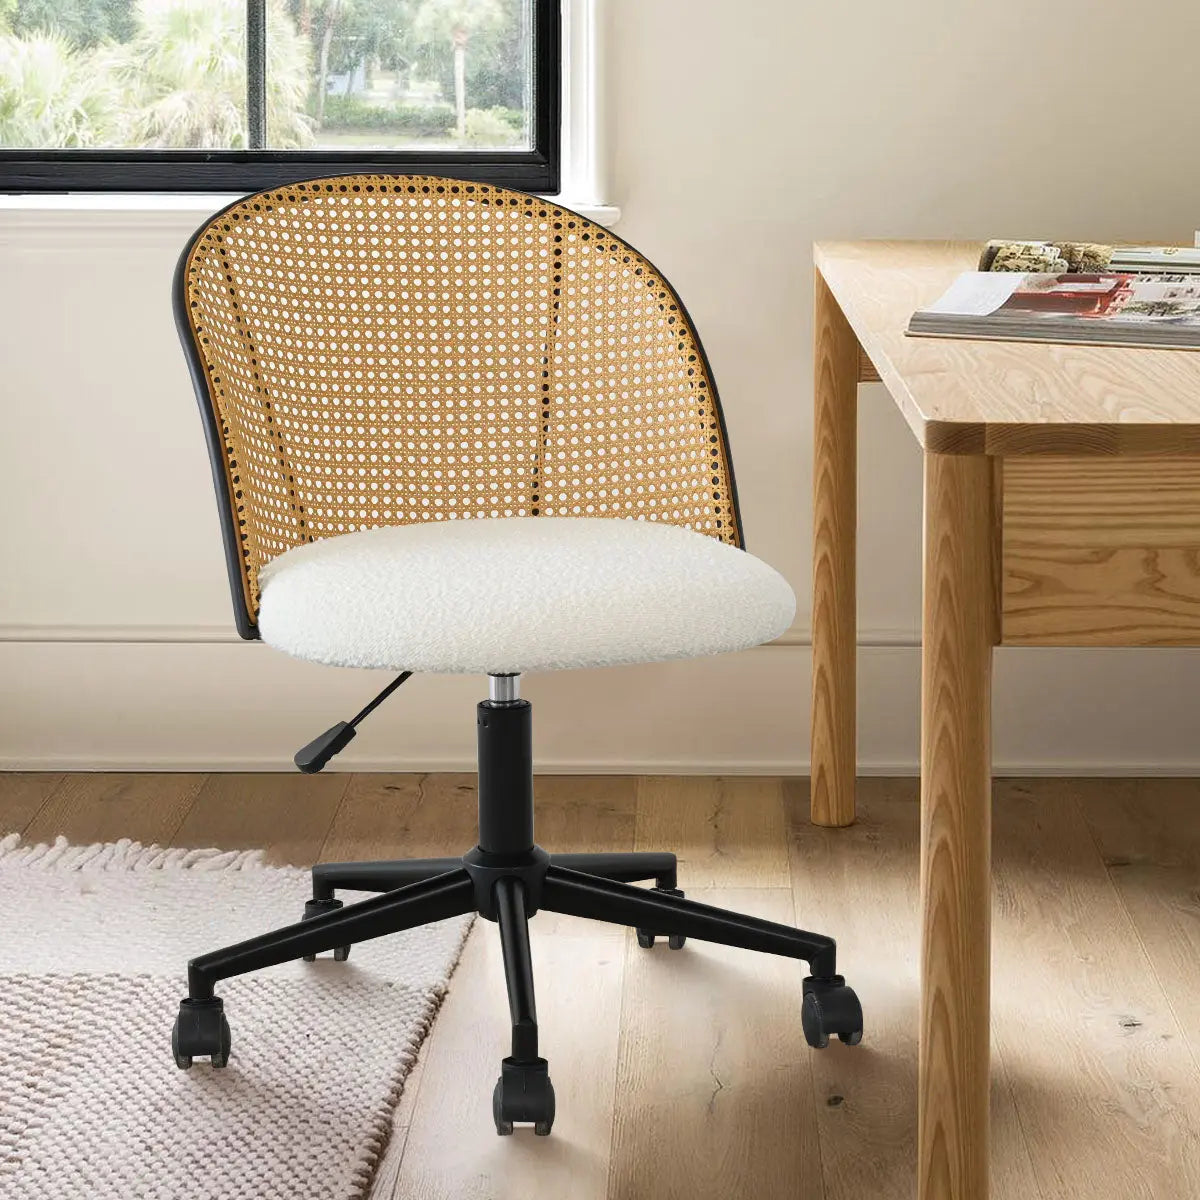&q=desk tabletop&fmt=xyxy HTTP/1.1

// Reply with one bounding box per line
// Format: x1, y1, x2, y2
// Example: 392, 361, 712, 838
815, 240, 1200, 455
